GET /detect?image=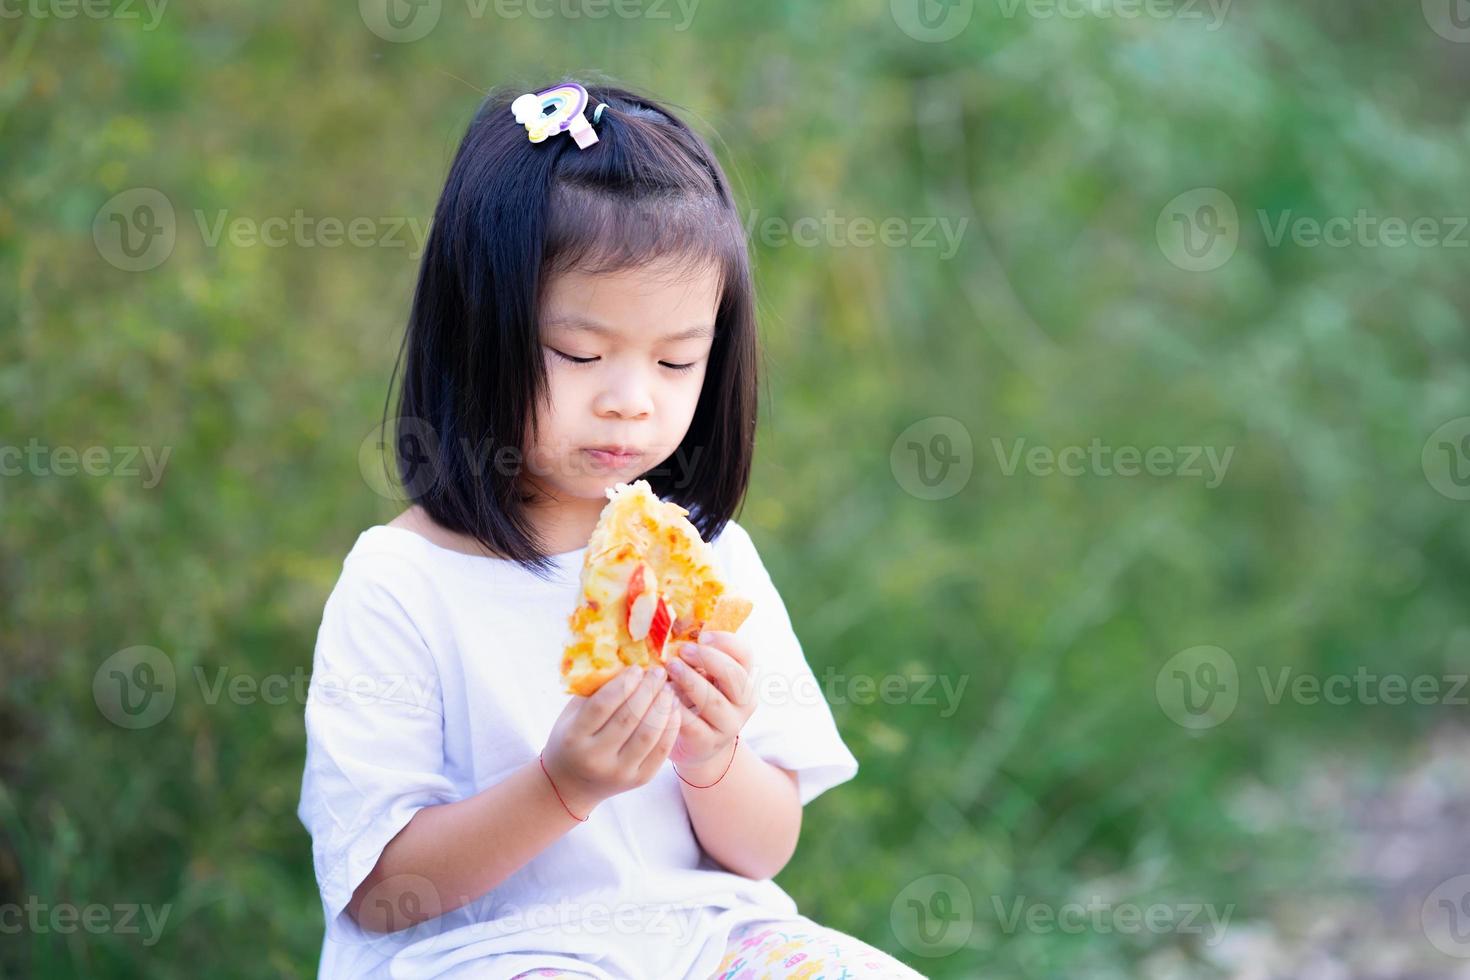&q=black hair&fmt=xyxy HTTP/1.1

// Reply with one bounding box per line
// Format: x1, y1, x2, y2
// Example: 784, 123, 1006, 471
382, 77, 758, 581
